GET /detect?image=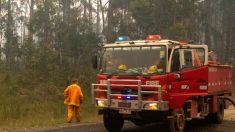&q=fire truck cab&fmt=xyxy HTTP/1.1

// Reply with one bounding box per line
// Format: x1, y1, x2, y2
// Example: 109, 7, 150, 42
92, 35, 233, 132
